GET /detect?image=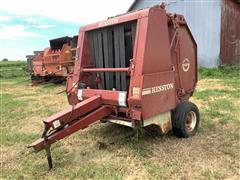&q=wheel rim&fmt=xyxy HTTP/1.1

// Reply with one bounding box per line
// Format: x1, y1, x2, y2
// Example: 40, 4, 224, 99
186, 111, 197, 133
